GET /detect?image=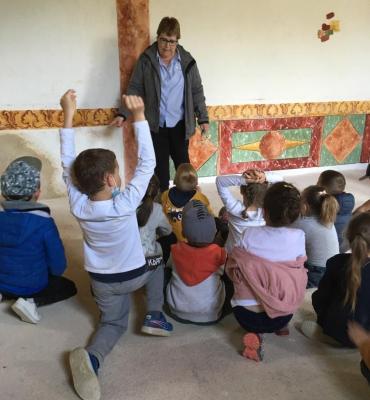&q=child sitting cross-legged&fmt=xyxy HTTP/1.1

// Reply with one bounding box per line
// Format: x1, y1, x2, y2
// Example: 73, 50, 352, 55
166, 200, 231, 324
300, 212, 370, 350
0, 156, 76, 323
291, 185, 339, 288
226, 182, 307, 362
59, 90, 173, 400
